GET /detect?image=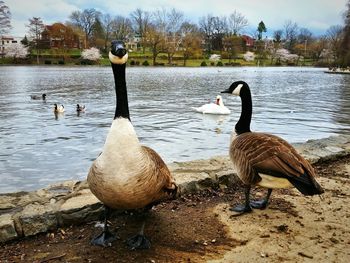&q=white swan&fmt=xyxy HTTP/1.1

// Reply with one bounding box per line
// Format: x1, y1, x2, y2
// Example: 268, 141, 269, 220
193, 95, 230, 115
